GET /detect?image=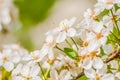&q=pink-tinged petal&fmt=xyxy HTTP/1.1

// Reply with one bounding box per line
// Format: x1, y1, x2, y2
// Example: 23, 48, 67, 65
84, 69, 96, 79
93, 57, 103, 69
56, 32, 66, 43
67, 28, 76, 37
